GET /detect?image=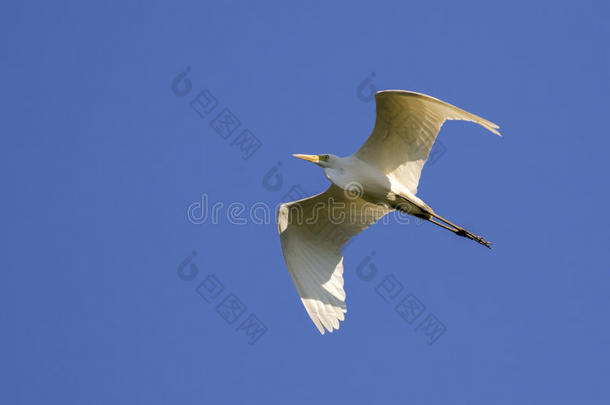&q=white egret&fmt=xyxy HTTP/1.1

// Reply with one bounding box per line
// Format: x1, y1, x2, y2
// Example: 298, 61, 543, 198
277, 90, 500, 334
